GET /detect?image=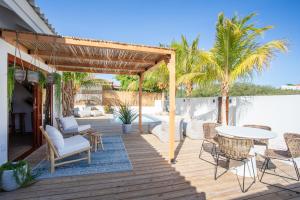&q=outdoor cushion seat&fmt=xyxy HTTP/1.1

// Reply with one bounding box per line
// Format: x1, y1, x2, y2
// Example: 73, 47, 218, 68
40, 126, 91, 173
185, 119, 205, 140
58, 135, 90, 156
78, 124, 92, 132
151, 119, 184, 143
56, 116, 92, 136
74, 107, 92, 118
61, 124, 91, 134
60, 116, 78, 130
46, 125, 64, 152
